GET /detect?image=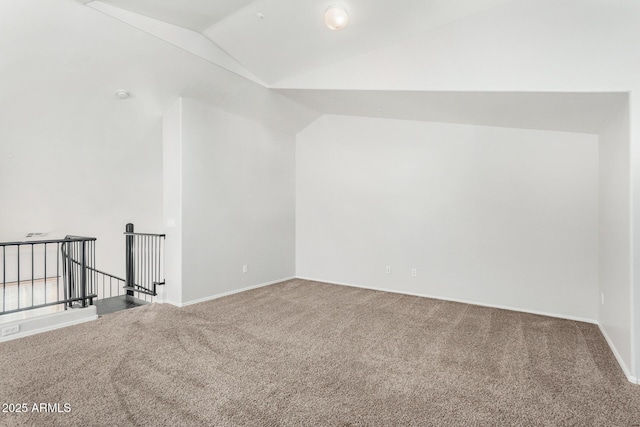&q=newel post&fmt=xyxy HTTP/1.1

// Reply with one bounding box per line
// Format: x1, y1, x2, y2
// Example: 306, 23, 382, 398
125, 223, 134, 296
